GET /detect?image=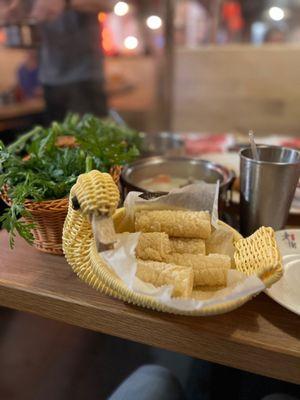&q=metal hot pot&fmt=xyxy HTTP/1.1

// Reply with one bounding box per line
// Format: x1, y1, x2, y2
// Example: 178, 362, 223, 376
121, 156, 235, 213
